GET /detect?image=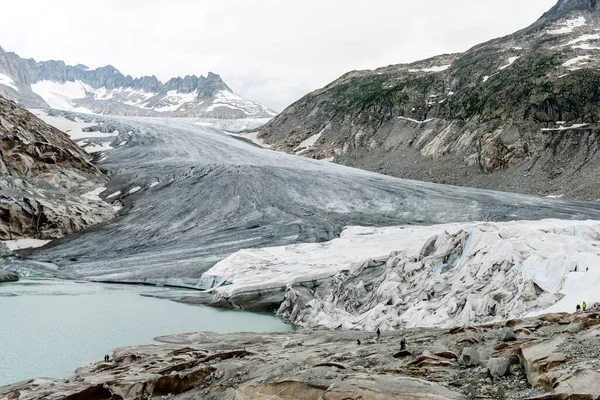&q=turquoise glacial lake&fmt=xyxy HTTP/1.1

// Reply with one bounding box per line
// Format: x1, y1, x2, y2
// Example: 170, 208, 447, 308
0, 278, 293, 387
